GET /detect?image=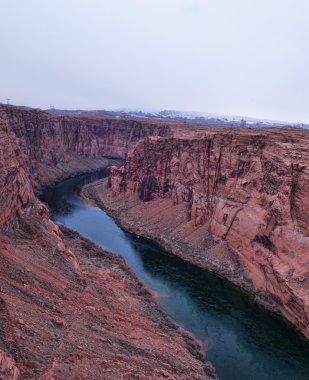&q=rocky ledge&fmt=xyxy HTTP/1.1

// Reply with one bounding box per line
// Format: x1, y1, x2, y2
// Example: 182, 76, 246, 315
86, 127, 309, 339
